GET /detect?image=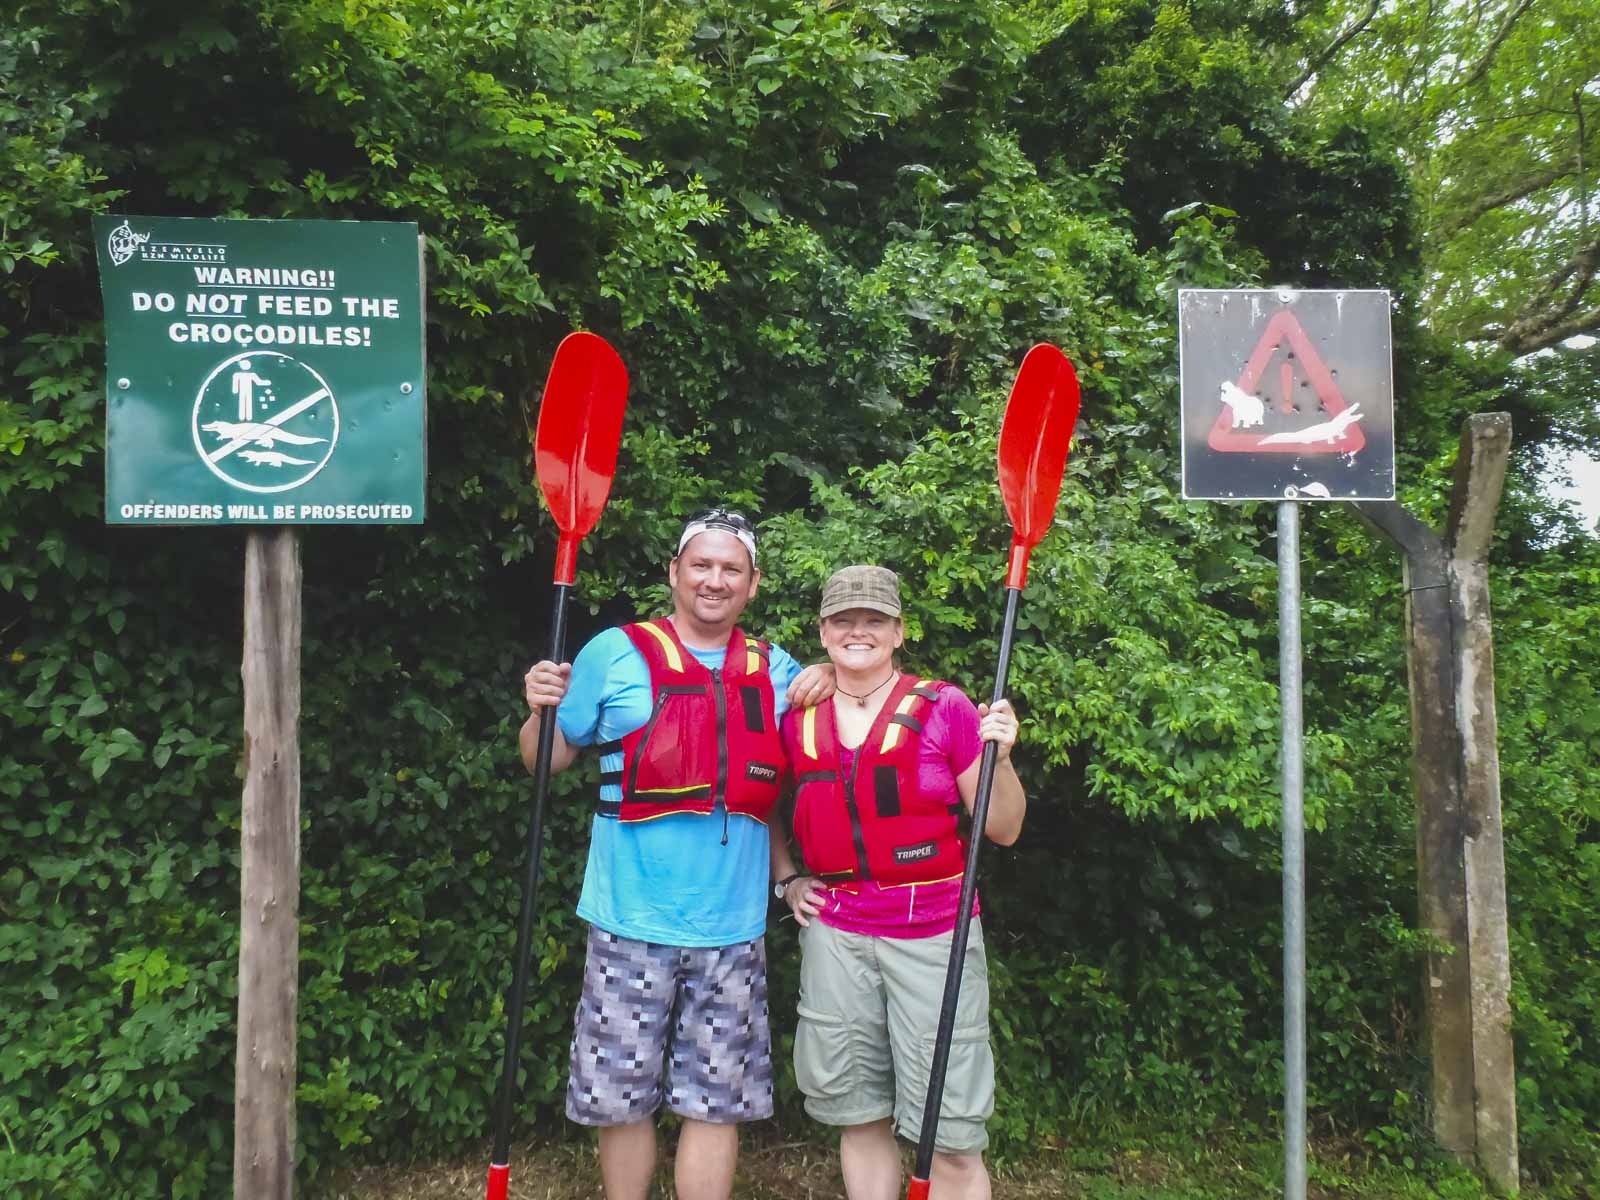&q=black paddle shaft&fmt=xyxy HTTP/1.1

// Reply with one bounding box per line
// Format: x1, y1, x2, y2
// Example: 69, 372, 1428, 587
911, 585, 1022, 1183
490, 583, 572, 1166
